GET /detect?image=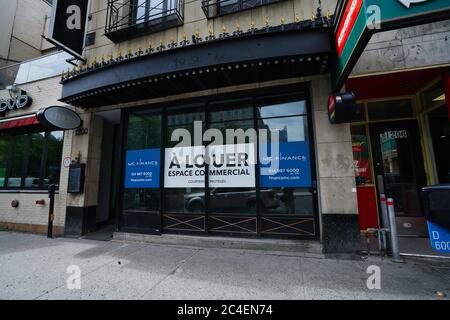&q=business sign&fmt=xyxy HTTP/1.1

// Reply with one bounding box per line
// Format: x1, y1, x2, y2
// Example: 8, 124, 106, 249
125, 149, 161, 189
36, 106, 82, 130
427, 221, 450, 253
259, 142, 312, 188
336, 0, 364, 57
164, 144, 256, 188
332, 0, 450, 91
48, 0, 90, 60
0, 90, 32, 117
